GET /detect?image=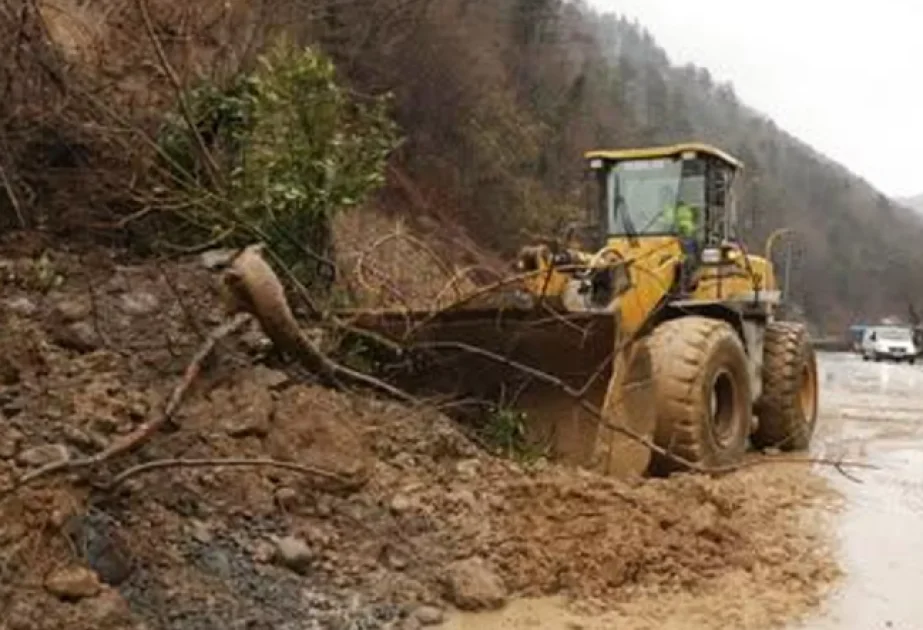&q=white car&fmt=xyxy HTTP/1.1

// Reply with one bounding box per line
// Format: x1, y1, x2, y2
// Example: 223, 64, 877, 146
860, 326, 918, 363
